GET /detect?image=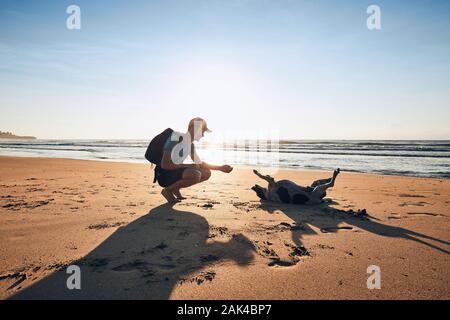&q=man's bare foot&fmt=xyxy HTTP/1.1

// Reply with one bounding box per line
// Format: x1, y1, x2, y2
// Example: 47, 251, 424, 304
173, 189, 187, 200
161, 189, 180, 204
